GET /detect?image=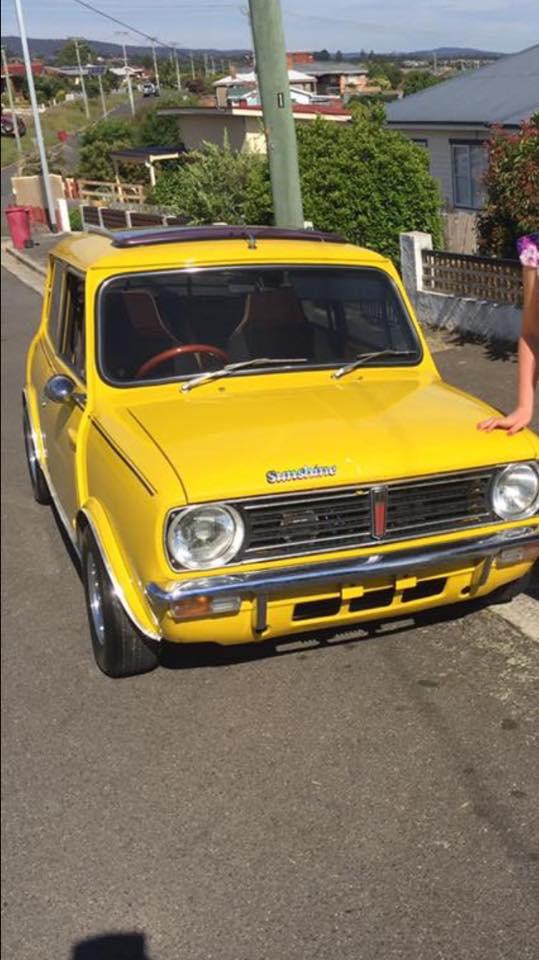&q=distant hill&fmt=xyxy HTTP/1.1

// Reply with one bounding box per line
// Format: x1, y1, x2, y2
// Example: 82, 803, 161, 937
345, 46, 503, 59
0, 35, 250, 63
